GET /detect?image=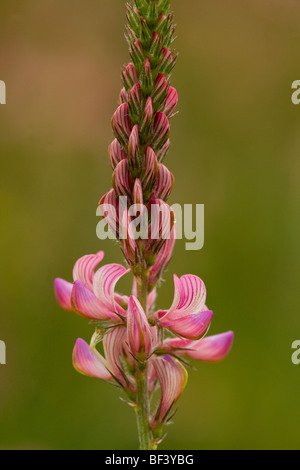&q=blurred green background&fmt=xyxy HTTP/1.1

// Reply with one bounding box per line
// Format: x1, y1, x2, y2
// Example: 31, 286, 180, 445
0, 0, 300, 450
